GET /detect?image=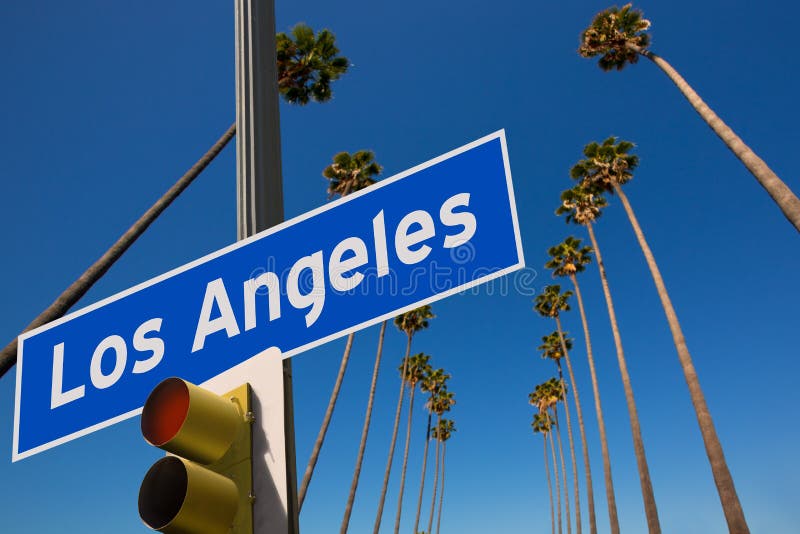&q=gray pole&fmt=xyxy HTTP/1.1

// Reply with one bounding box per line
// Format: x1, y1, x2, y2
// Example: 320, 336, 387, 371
235, 1, 299, 533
